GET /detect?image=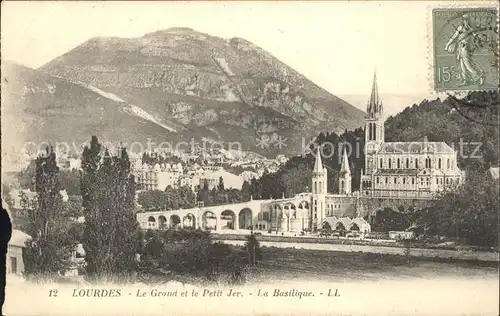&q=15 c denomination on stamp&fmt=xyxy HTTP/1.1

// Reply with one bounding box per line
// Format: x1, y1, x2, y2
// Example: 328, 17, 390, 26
432, 7, 499, 91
